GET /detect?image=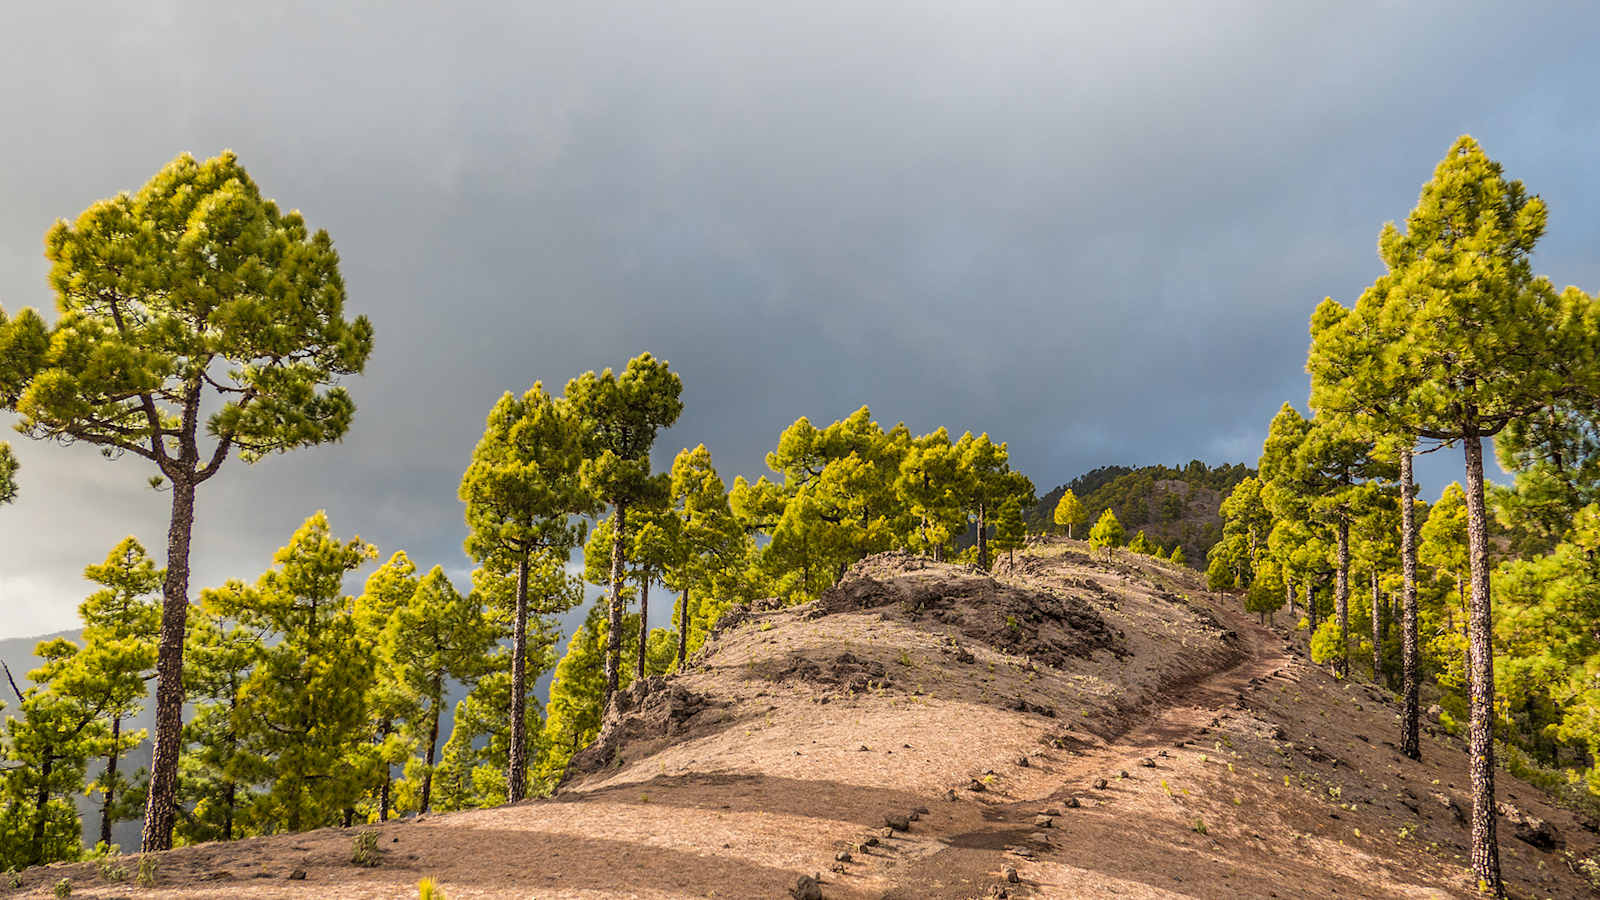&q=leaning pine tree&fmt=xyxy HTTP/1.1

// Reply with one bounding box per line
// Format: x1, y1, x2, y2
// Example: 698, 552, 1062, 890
0, 152, 373, 851
1316, 136, 1598, 895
